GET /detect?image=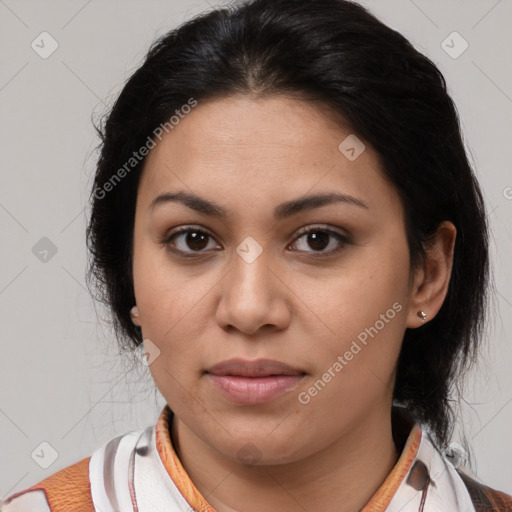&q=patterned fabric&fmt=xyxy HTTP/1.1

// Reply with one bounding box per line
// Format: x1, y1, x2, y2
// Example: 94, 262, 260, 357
458, 472, 512, 512
1, 405, 510, 511
1, 457, 93, 511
